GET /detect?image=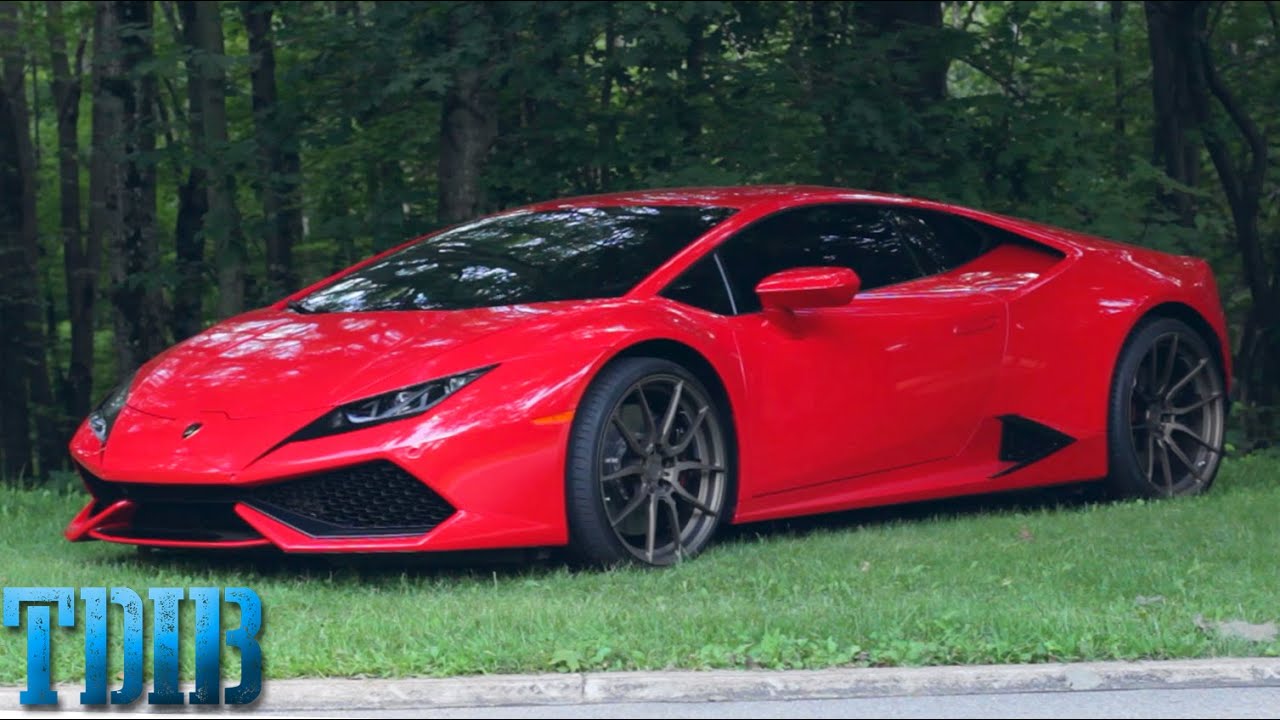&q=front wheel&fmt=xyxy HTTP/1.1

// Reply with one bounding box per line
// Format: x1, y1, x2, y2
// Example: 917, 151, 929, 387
566, 357, 731, 567
1107, 317, 1226, 498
